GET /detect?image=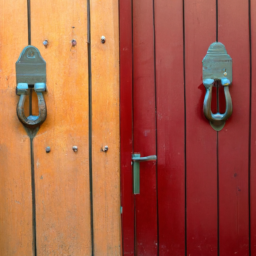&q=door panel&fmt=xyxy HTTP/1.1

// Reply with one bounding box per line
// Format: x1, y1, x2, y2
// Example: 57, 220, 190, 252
154, 0, 185, 255
30, 1, 91, 255
90, 0, 121, 255
120, 0, 134, 254
121, 0, 252, 255
0, 1, 32, 255
218, 0, 250, 254
0, 1, 120, 255
133, 0, 157, 255
251, 0, 256, 254
185, 1, 218, 255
